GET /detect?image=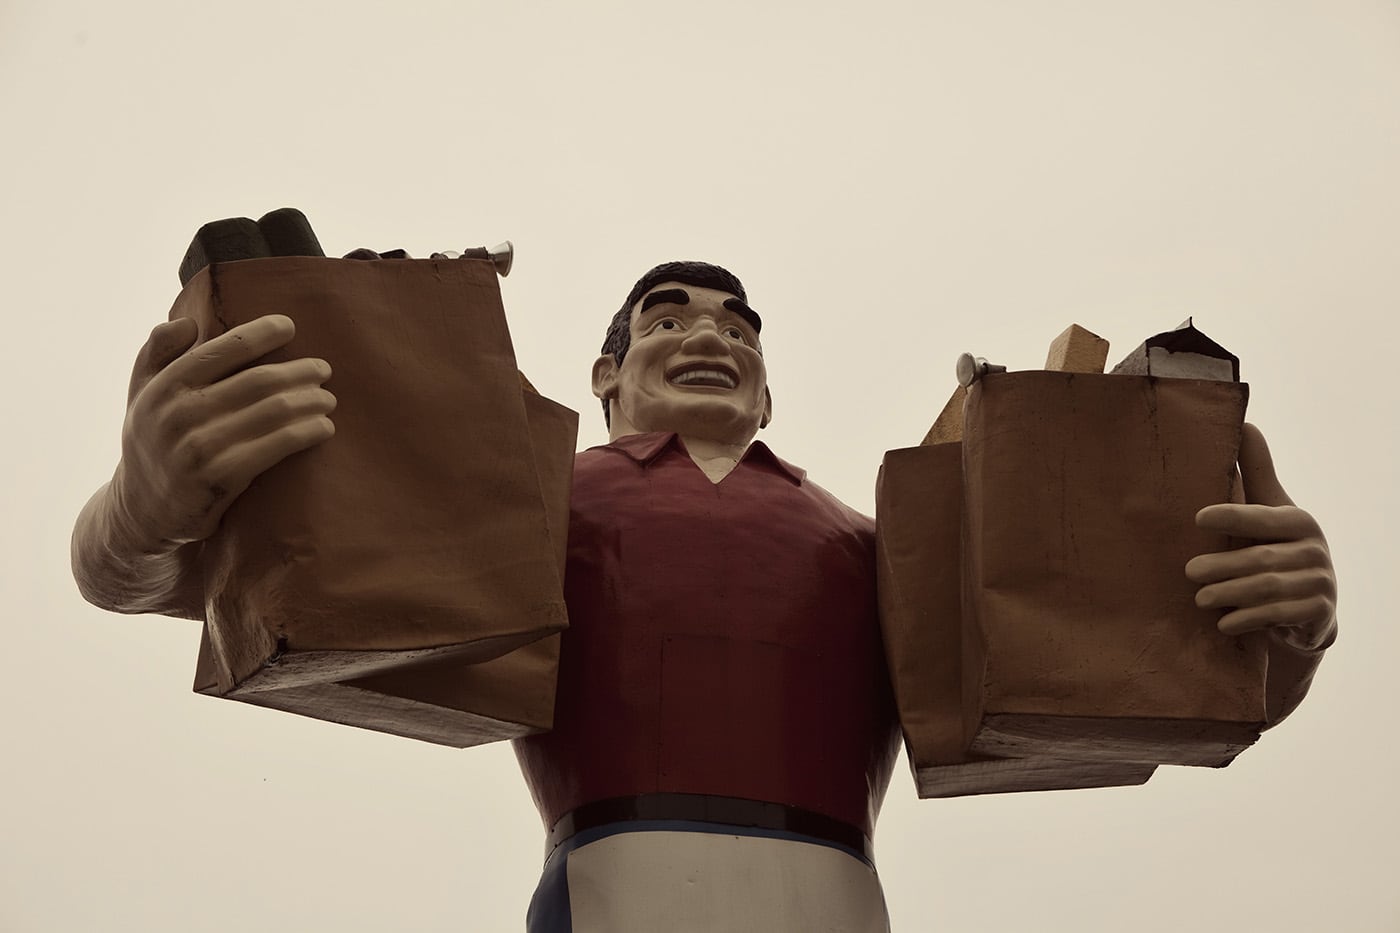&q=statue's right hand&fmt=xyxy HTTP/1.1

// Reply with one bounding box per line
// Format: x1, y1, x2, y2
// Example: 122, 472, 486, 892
111, 314, 336, 552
